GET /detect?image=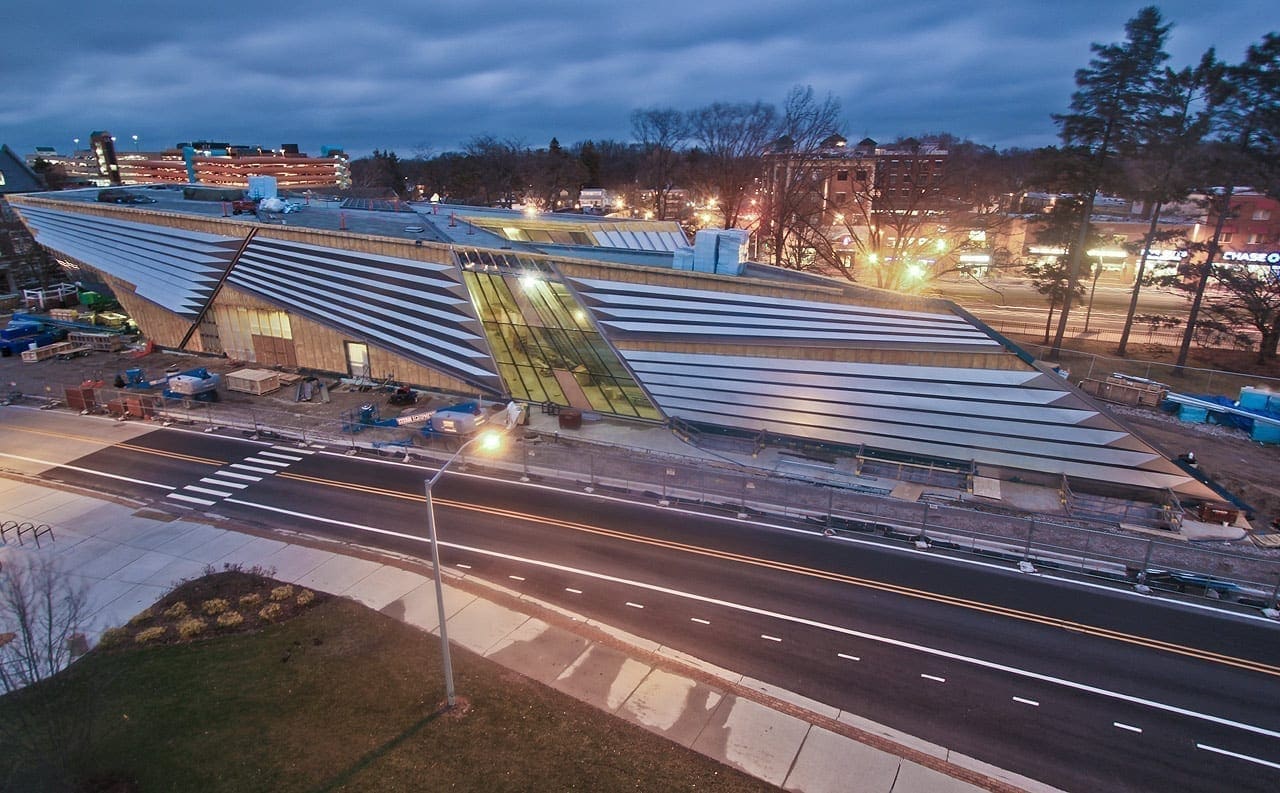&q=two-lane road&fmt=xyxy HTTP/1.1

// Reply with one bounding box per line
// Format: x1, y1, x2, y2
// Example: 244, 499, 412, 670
3, 409, 1278, 792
